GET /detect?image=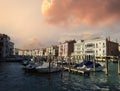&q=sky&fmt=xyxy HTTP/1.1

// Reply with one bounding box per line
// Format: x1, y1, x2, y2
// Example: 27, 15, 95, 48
0, 0, 120, 49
